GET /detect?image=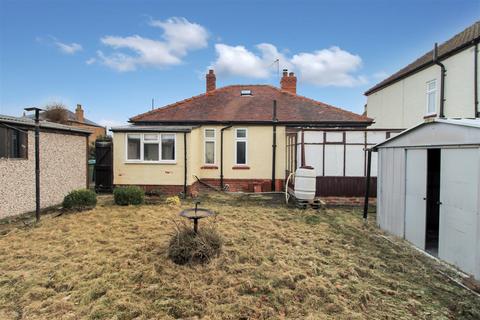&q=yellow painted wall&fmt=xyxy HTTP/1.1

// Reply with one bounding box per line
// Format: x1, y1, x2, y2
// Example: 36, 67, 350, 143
190, 125, 286, 180
113, 131, 188, 185
113, 125, 286, 186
